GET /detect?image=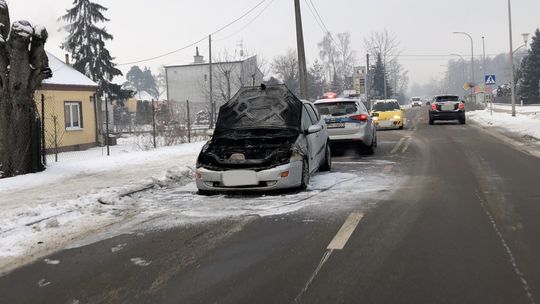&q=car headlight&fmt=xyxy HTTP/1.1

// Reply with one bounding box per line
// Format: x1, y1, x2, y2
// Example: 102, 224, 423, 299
372, 116, 379, 121
394, 115, 401, 120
